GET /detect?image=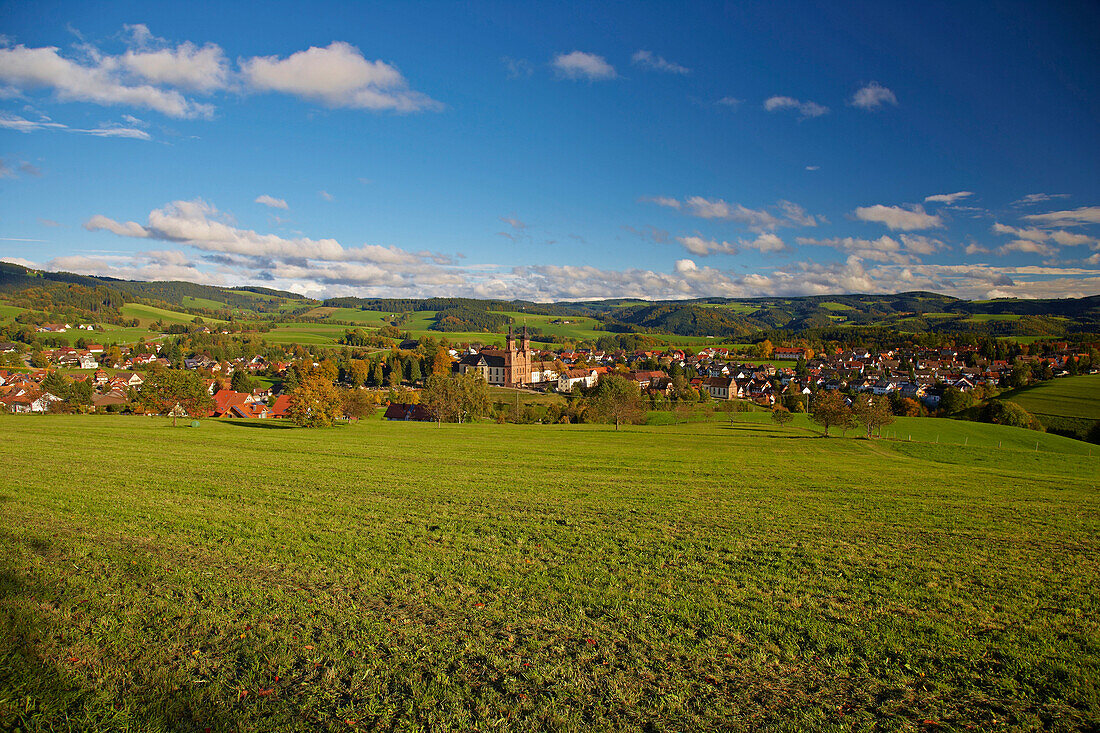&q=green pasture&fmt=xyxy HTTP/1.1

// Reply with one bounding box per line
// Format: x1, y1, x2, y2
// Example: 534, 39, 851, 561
0, 304, 28, 323
1, 415, 1097, 731
119, 304, 208, 327
993, 374, 1100, 440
